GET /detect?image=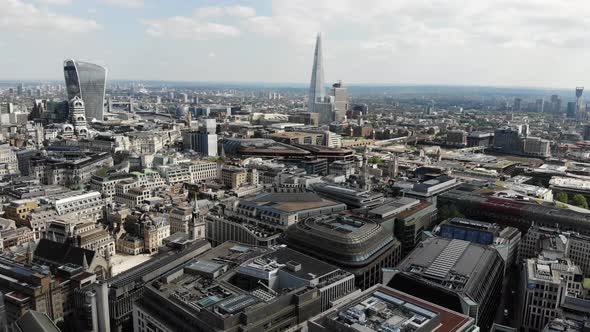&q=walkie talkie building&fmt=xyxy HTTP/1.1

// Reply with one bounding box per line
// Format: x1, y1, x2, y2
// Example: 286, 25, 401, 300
63, 59, 107, 121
